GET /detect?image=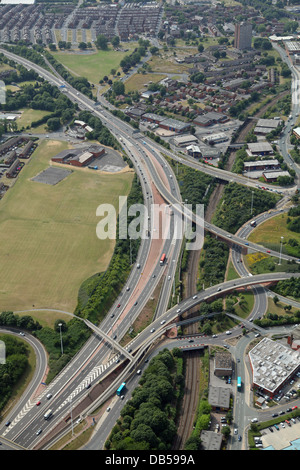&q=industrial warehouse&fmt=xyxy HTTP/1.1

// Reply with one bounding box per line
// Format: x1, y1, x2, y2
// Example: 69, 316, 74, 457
249, 338, 300, 399
51, 144, 105, 168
